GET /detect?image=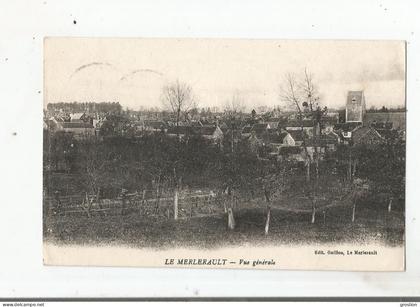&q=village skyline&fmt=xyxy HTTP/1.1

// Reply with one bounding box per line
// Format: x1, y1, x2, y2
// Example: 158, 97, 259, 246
43, 38, 406, 271
44, 98, 406, 114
